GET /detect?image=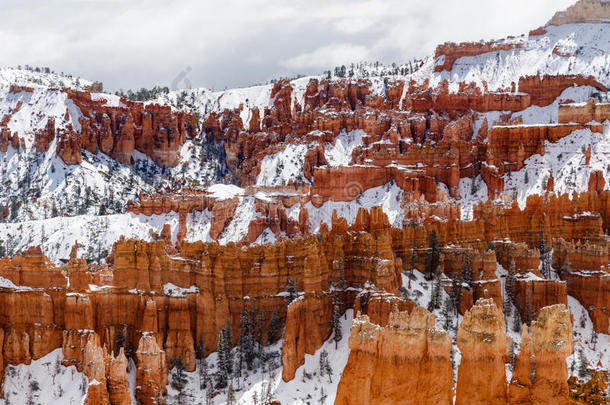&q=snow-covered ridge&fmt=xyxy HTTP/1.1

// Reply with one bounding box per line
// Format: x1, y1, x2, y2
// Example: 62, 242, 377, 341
0, 67, 92, 91
415, 22, 610, 92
